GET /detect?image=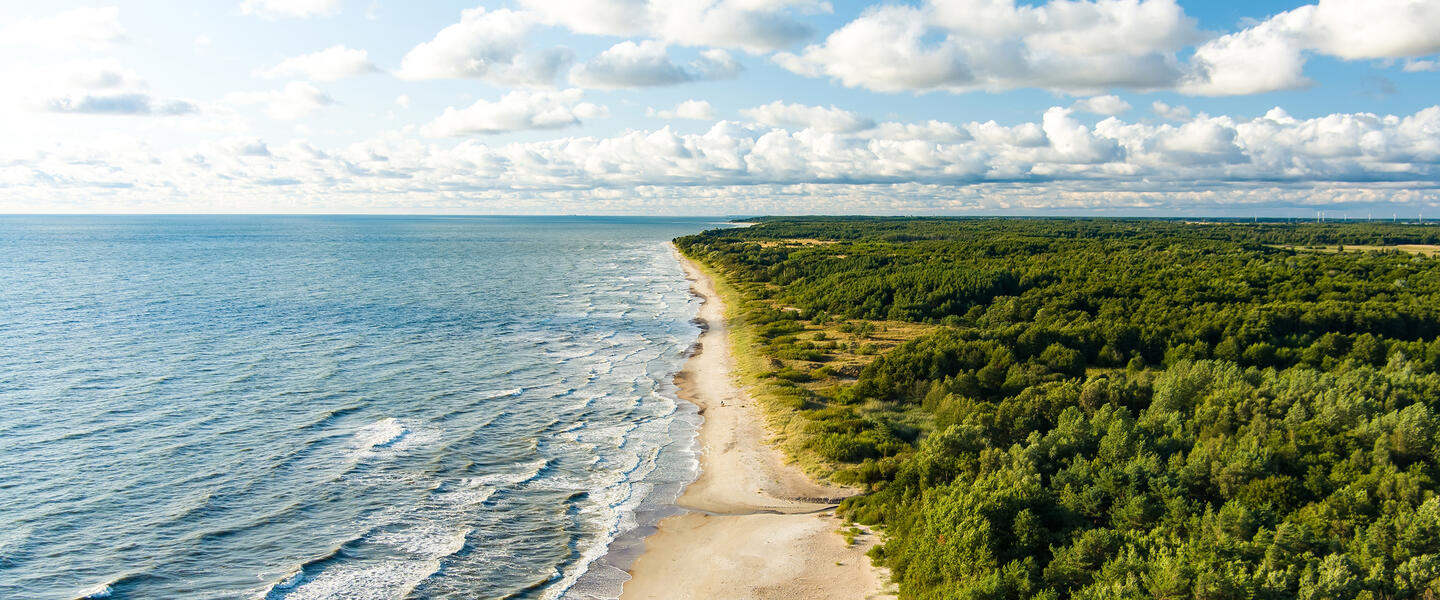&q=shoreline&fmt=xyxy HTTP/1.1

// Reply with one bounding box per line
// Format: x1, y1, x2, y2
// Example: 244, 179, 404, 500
618, 246, 895, 600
